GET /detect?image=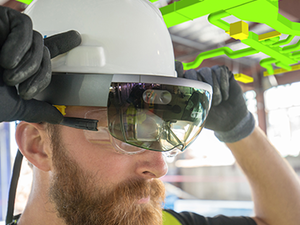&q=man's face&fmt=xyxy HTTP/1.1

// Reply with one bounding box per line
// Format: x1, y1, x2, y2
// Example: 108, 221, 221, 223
48, 106, 168, 225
